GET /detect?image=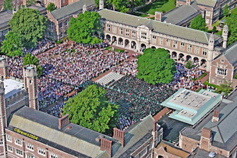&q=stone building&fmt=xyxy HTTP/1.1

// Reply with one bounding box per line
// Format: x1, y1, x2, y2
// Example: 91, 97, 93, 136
176, 0, 237, 26
209, 42, 237, 87
98, 9, 228, 72
46, 0, 96, 41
